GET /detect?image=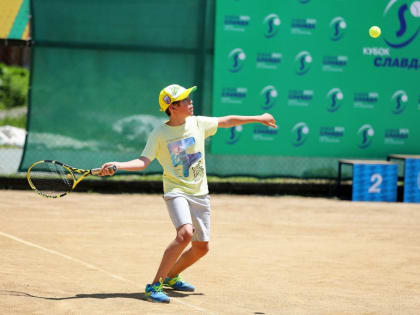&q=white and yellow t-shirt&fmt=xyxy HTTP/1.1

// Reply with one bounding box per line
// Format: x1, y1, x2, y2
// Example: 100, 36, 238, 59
141, 116, 218, 196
